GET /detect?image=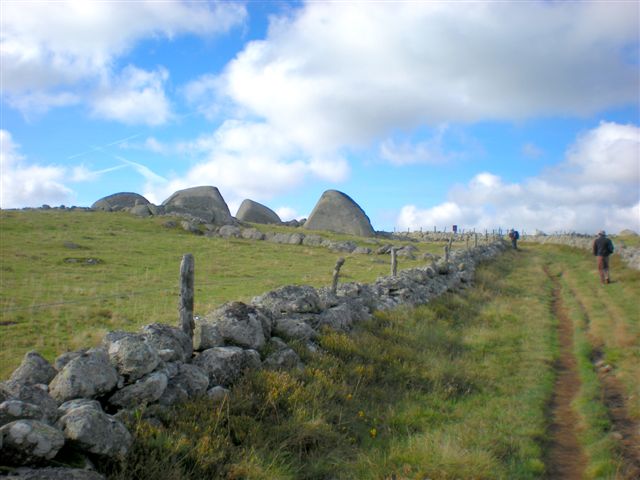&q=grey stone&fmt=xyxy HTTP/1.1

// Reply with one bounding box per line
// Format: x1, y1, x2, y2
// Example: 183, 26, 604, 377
54, 350, 86, 371
193, 347, 261, 387
206, 386, 230, 404
327, 241, 357, 253
9, 352, 57, 387
315, 303, 354, 332
263, 339, 303, 370
49, 349, 118, 403
252, 285, 322, 319
130, 204, 152, 217
302, 234, 327, 247
352, 246, 372, 255
0, 382, 59, 425
218, 225, 242, 238
180, 220, 202, 235
91, 192, 149, 212
240, 227, 266, 241
272, 318, 318, 342
157, 364, 209, 406
107, 371, 168, 409
57, 405, 132, 458
0, 420, 65, 465
0, 400, 45, 426
267, 232, 304, 245
141, 323, 192, 363
193, 319, 225, 351
203, 302, 269, 350
304, 190, 375, 237
3, 467, 106, 479
103, 332, 160, 382
236, 199, 281, 224
58, 399, 102, 416
162, 186, 234, 225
